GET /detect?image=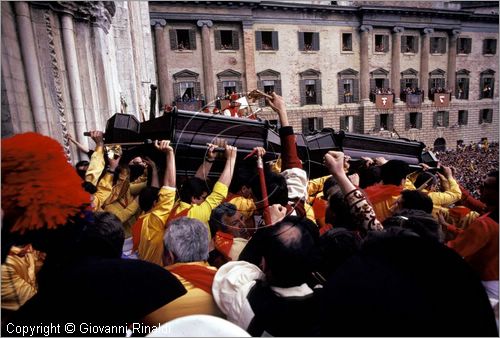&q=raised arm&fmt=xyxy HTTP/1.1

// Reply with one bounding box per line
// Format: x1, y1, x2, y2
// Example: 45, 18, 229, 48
85, 131, 106, 186
155, 140, 176, 188
218, 145, 238, 187
324, 150, 383, 232
195, 143, 217, 180
143, 157, 160, 188
68, 133, 90, 154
